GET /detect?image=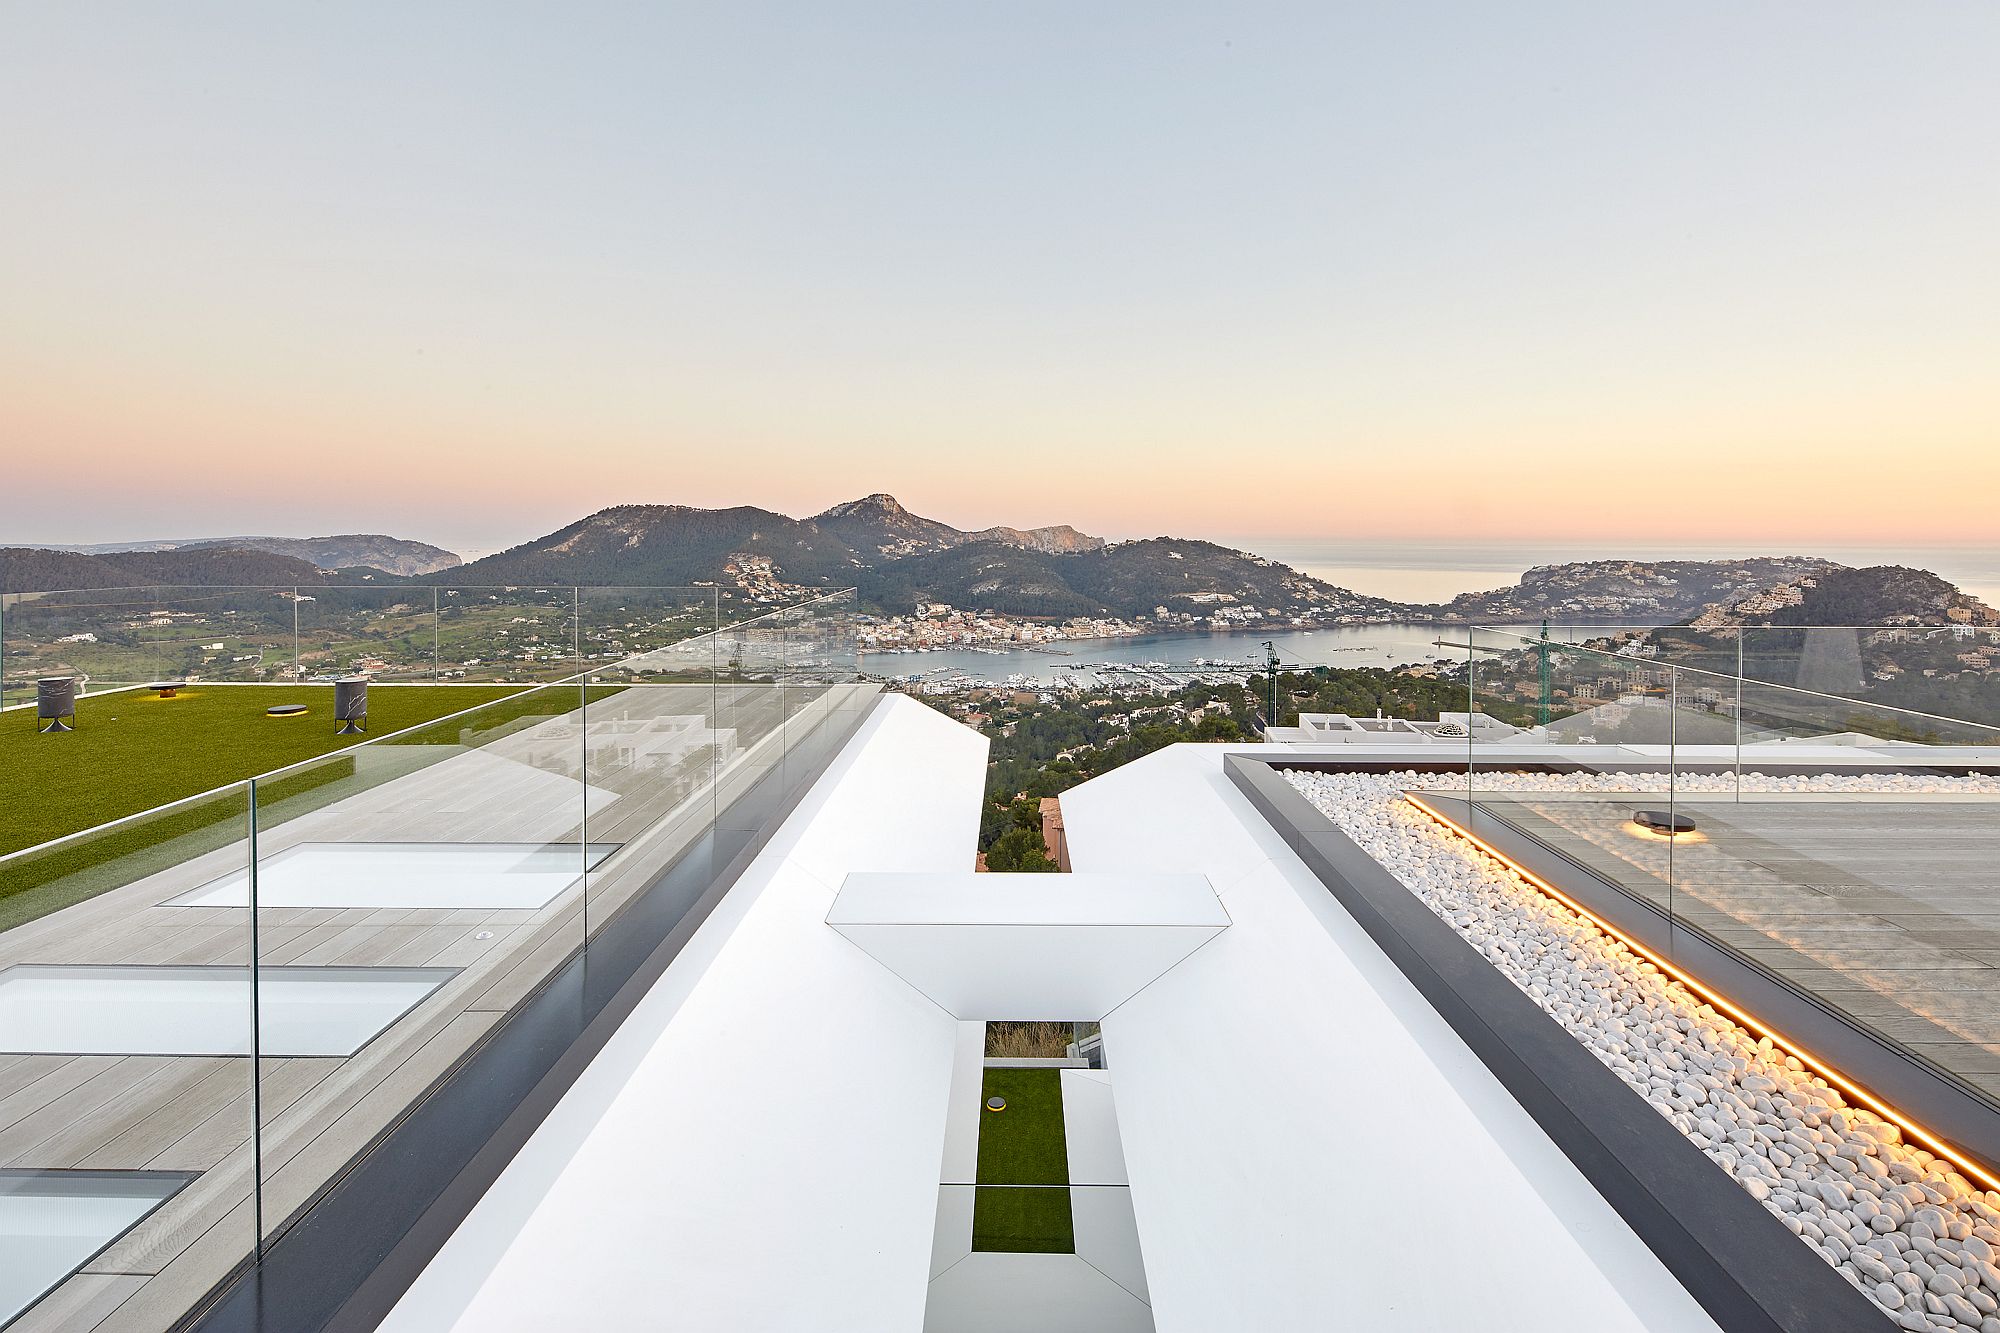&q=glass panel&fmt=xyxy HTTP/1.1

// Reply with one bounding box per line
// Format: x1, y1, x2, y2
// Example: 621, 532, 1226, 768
1462, 627, 1686, 943
295, 585, 440, 682
1746, 624, 2000, 727
432, 586, 578, 683
141, 587, 292, 686
247, 679, 589, 1246
0, 783, 255, 1329
1460, 625, 2000, 1117
1, 587, 167, 706
580, 589, 719, 956
0, 583, 872, 1315
712, 603, 794, 870
778, 589, 864, 785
